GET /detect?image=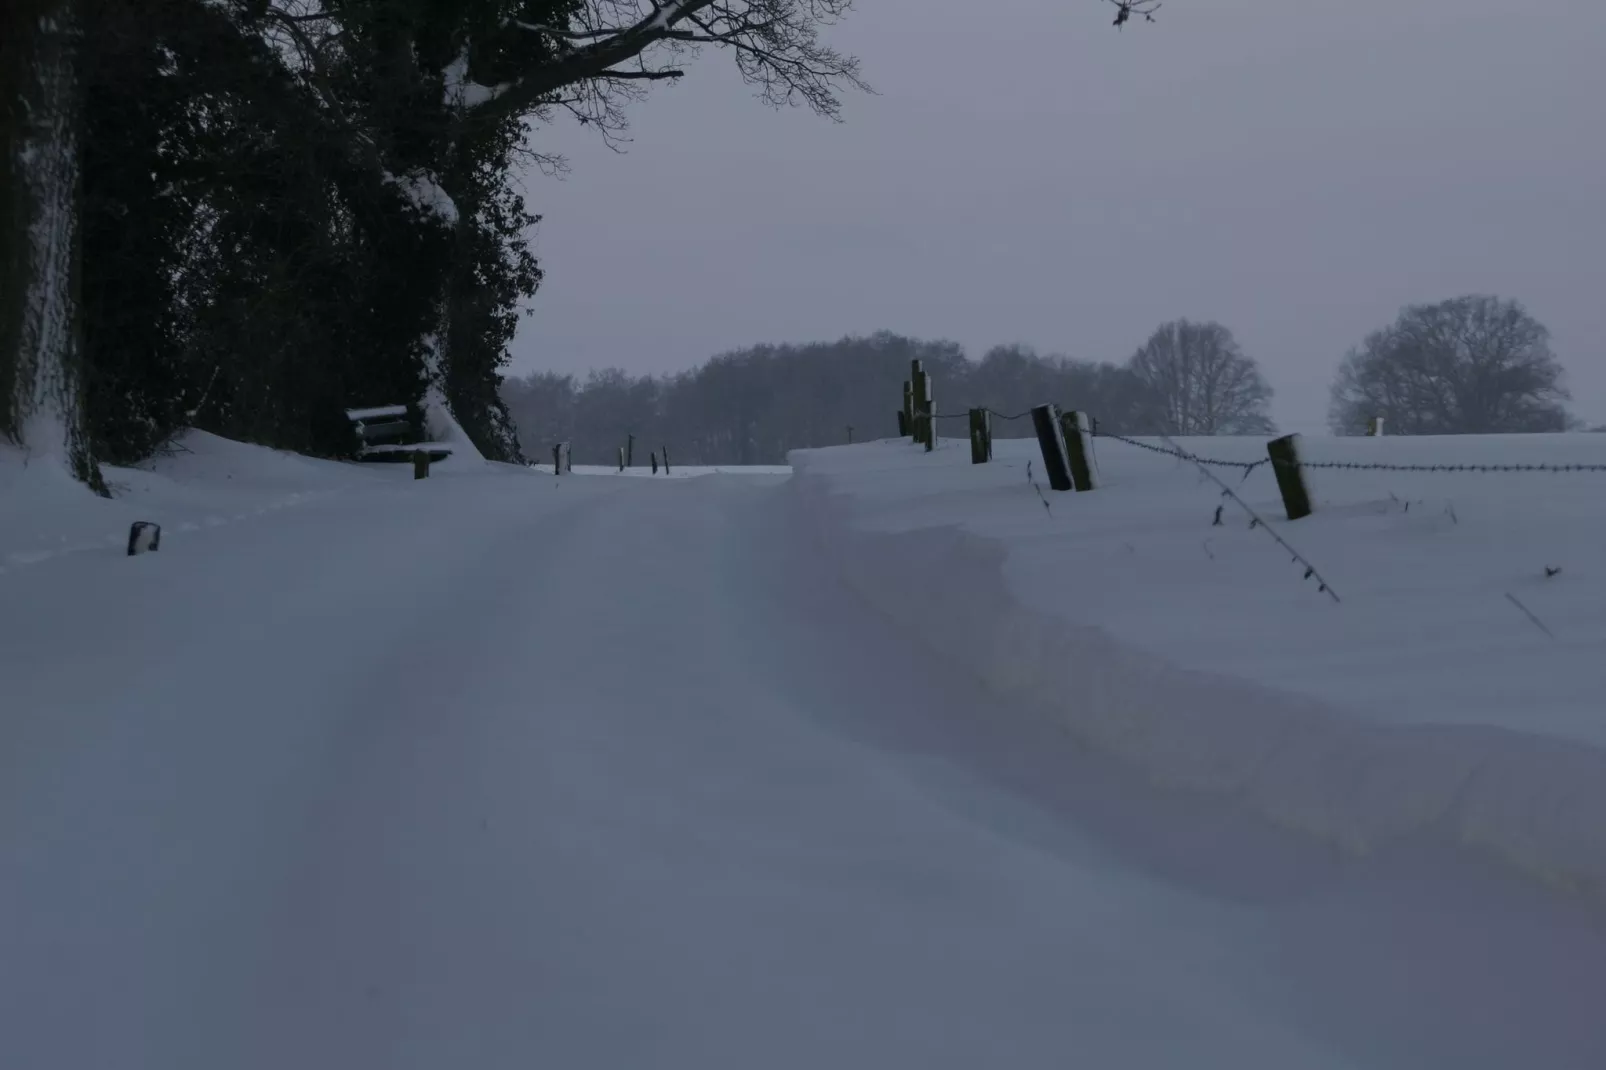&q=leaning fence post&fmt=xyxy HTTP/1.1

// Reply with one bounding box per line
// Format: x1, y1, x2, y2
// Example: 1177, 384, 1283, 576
969, 408, 991, 464
1059, 410, 1099, 491
1030, 404, 1073, 491
413, 449, 430, 480
1266, 434, 1313, 520
662, 447, 671, 475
